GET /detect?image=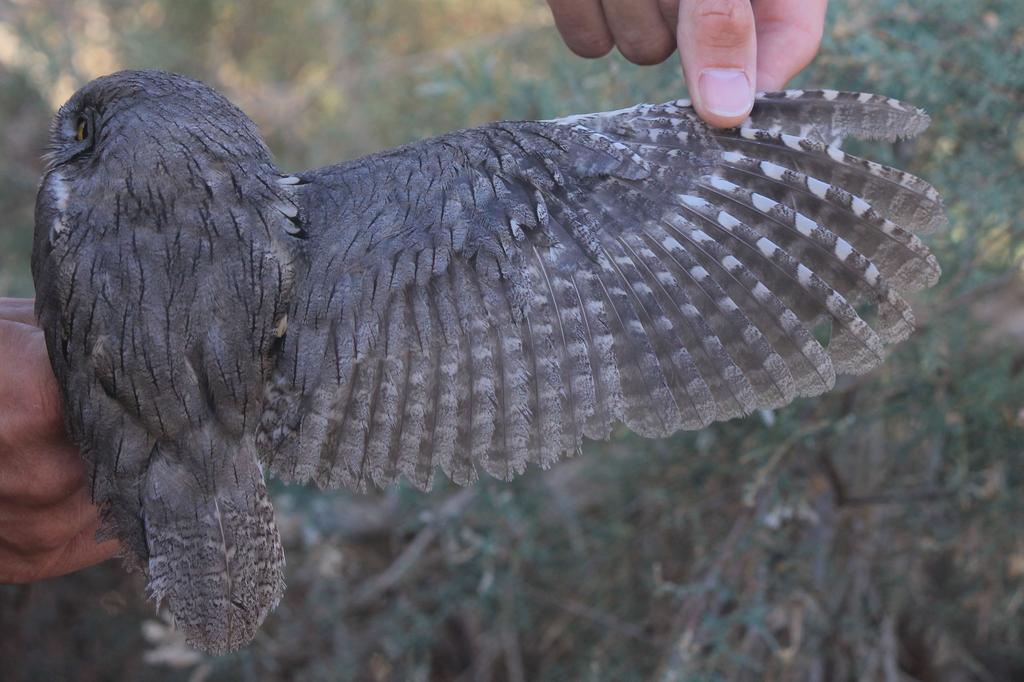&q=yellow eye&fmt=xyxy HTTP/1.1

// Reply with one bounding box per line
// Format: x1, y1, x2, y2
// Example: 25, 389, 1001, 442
74, 117, 89, 142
